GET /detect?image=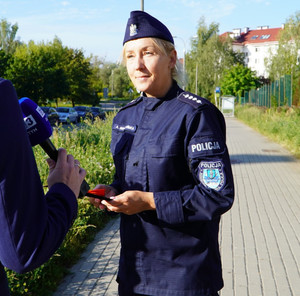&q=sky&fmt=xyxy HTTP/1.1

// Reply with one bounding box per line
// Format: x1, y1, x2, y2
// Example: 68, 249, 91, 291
1, 0, 299, 63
